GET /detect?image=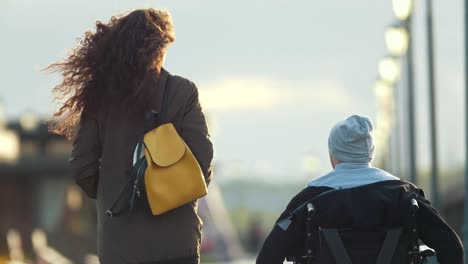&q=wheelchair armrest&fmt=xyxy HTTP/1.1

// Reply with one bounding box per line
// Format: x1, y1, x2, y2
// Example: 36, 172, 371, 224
419, 245, 435, 257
